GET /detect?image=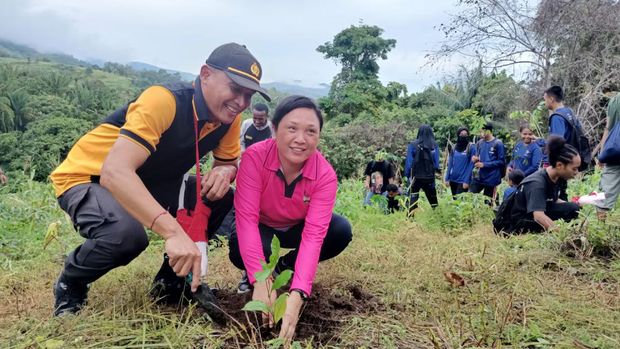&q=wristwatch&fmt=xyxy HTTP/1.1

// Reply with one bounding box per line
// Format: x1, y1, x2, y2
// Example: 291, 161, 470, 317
290, 288, 309, 302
